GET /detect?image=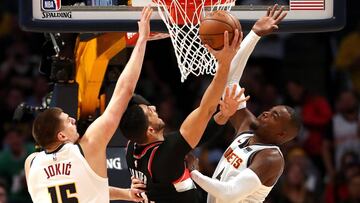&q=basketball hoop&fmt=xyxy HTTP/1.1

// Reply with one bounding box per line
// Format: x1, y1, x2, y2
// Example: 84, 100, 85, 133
154, 0, 235, 82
